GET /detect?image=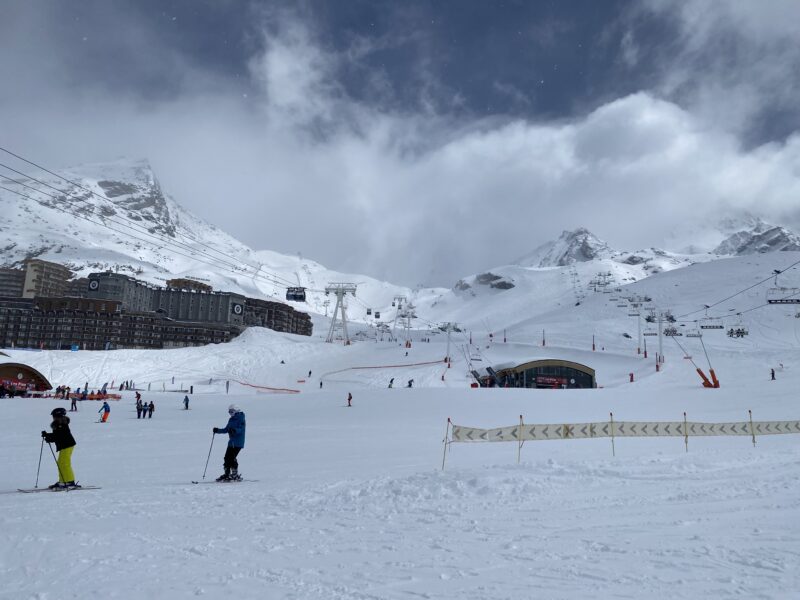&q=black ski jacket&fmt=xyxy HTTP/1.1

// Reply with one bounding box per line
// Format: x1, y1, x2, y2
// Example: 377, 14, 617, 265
44, 416, 76, 451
